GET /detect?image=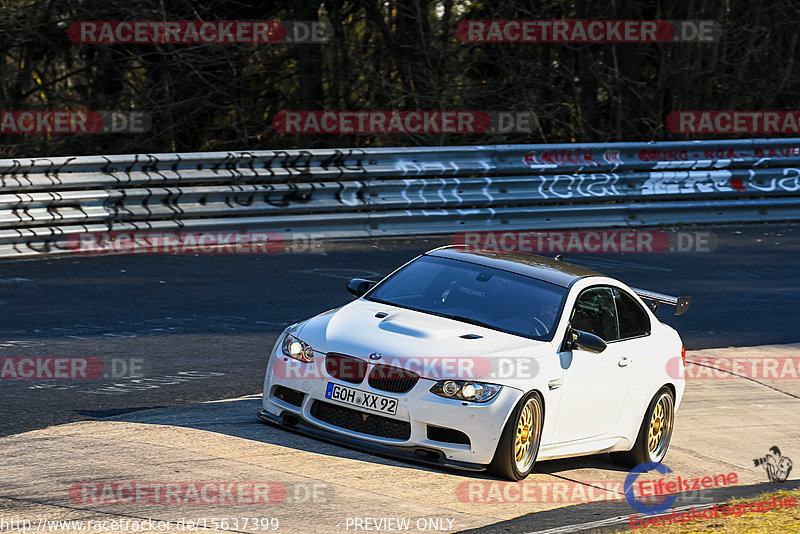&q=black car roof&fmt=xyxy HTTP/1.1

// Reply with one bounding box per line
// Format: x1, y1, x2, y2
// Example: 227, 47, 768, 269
426, 246, 606, 287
